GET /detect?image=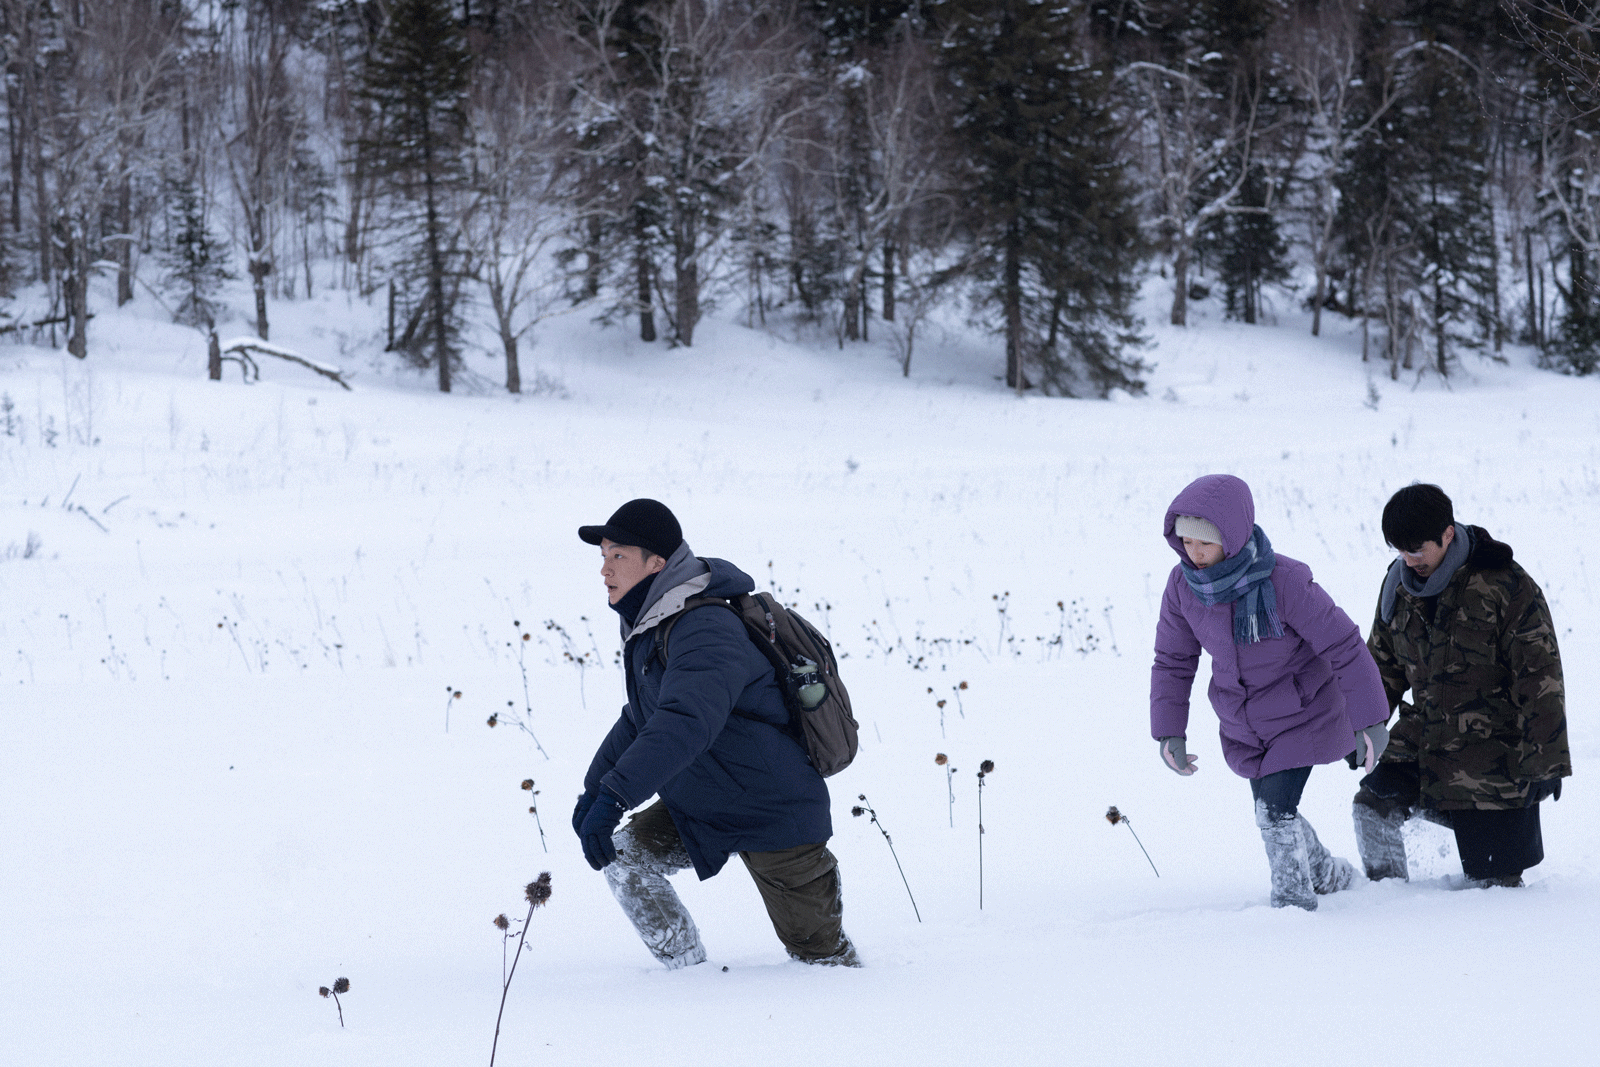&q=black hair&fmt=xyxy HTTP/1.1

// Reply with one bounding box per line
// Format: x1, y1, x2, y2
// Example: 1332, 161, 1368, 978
1381, 483, 1454, 552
